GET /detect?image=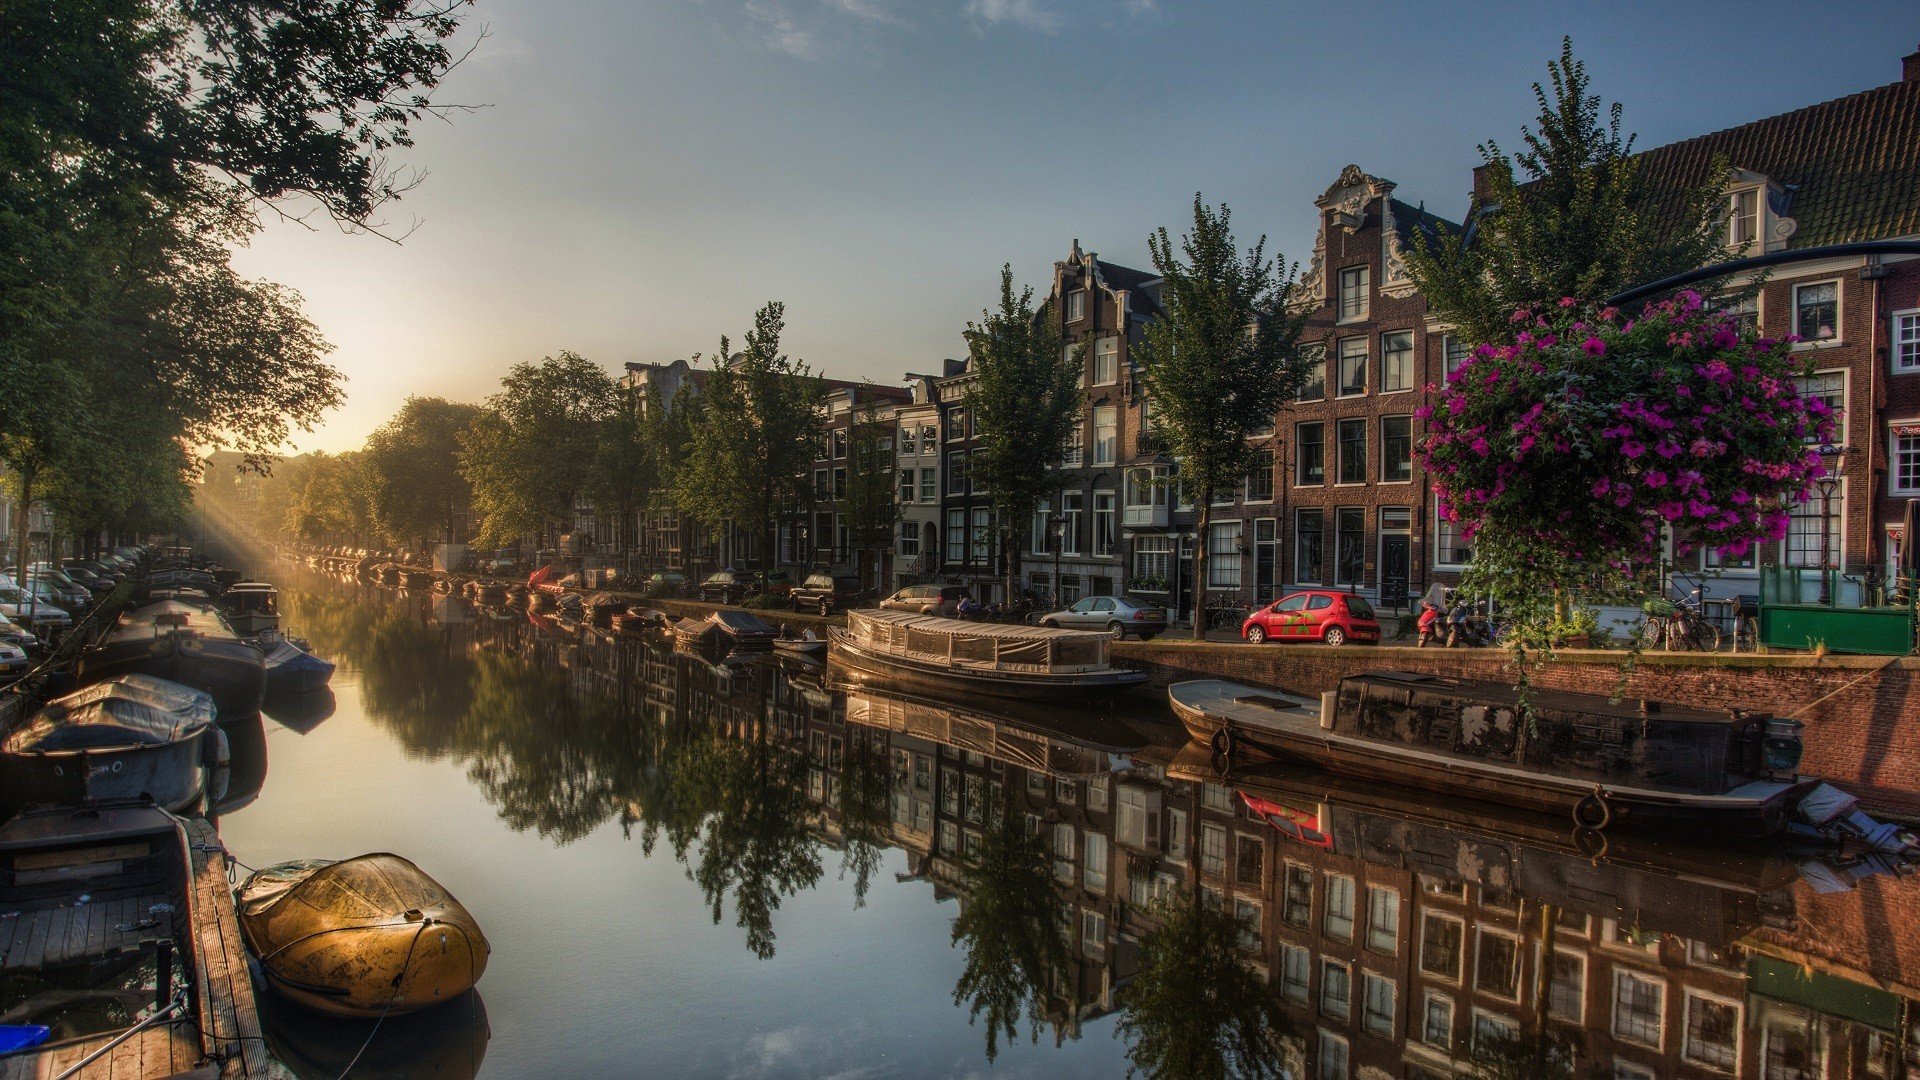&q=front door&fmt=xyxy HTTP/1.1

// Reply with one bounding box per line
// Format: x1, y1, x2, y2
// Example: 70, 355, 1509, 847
1255, 518, 1278, 603
1380, 535, 1410, 611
